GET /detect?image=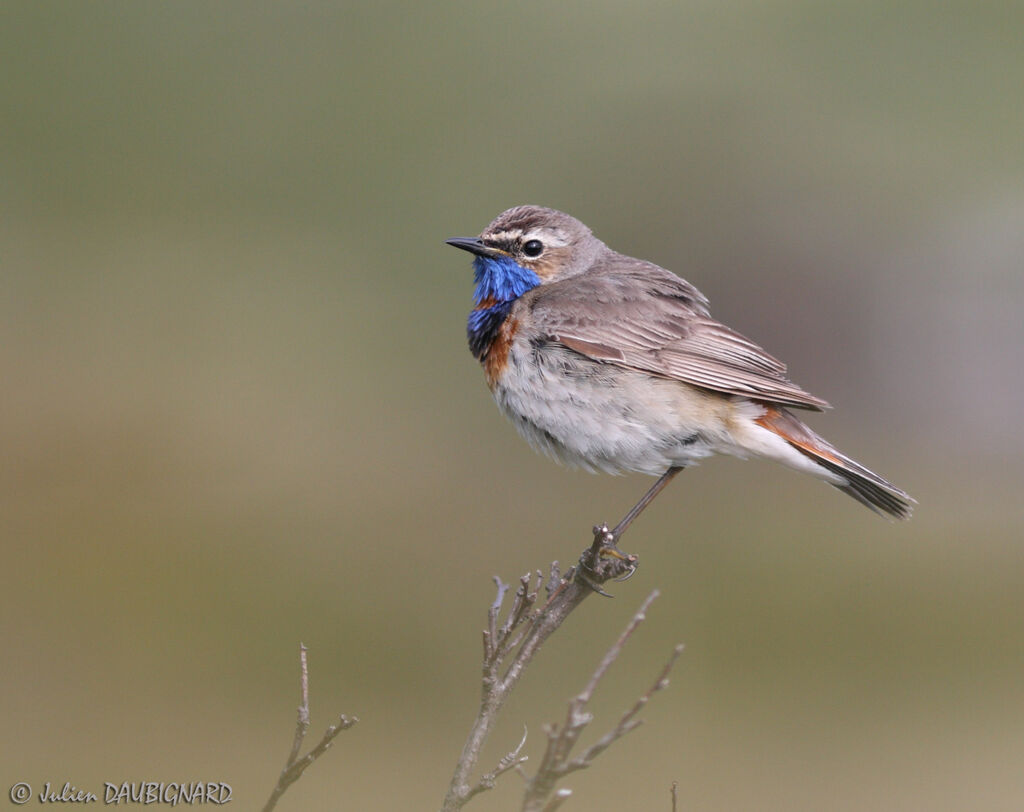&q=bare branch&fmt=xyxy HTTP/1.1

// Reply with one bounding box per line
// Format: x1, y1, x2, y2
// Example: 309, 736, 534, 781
464, 726, 530, 803
544, 562, 562, 600
580, 589, 661, 703
569, 642, 684, 770
671, 780, 679, 812
262, 644, 358, 812
520, 592, 684, 811
287, 644, 311, 767
440, 529, 640, 812
484, 577, 510, 663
